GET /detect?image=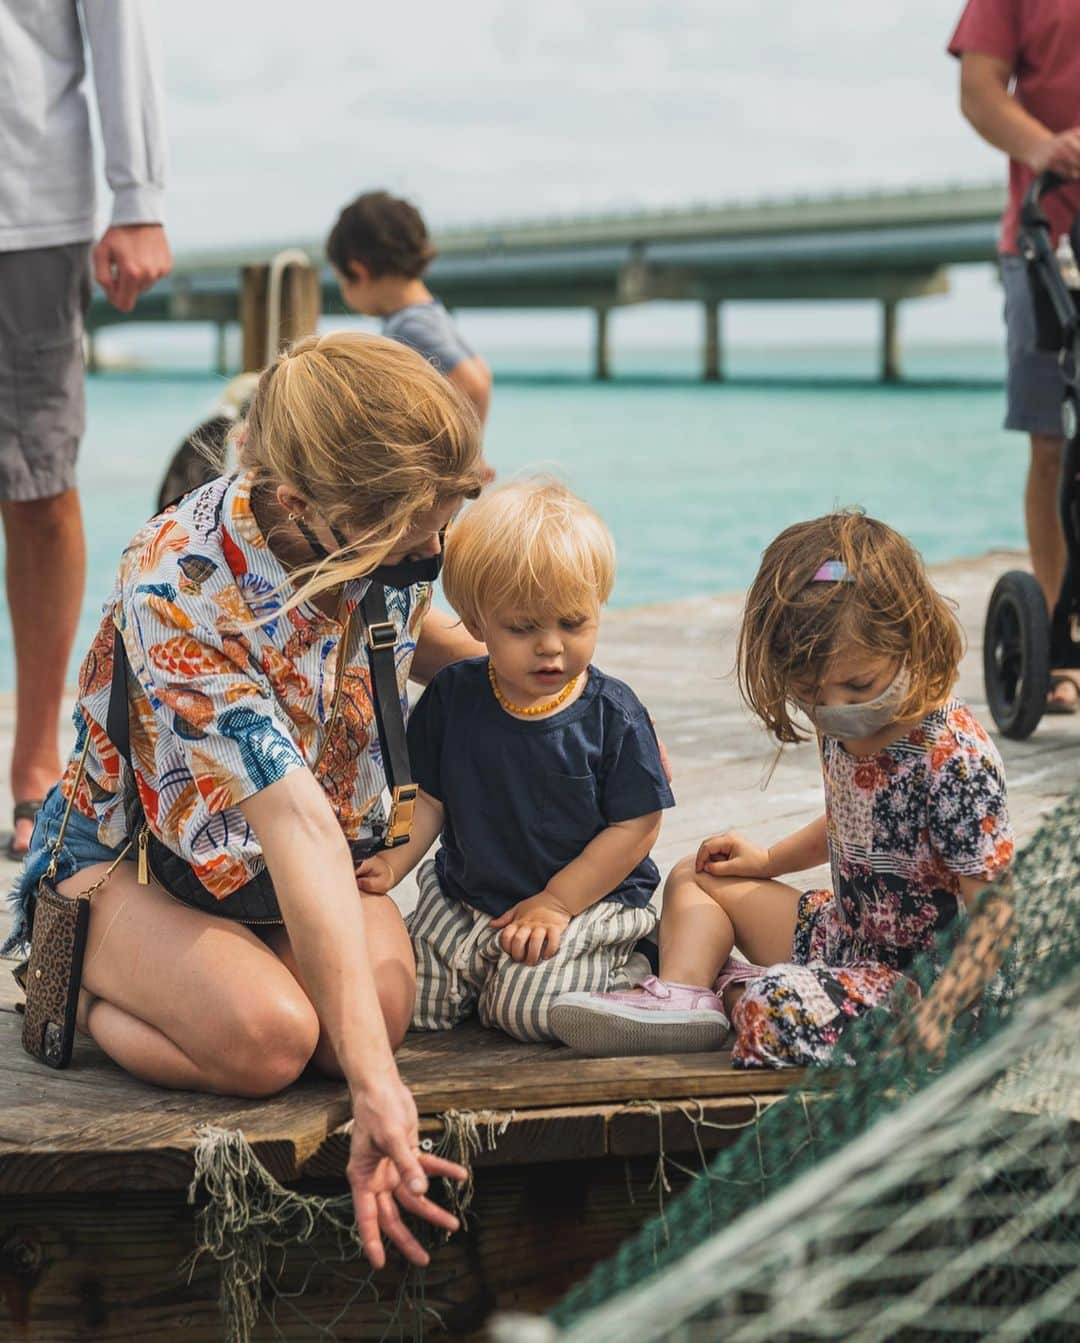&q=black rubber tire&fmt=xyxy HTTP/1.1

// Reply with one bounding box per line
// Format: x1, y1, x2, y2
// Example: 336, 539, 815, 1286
983, 570, 1051, 739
